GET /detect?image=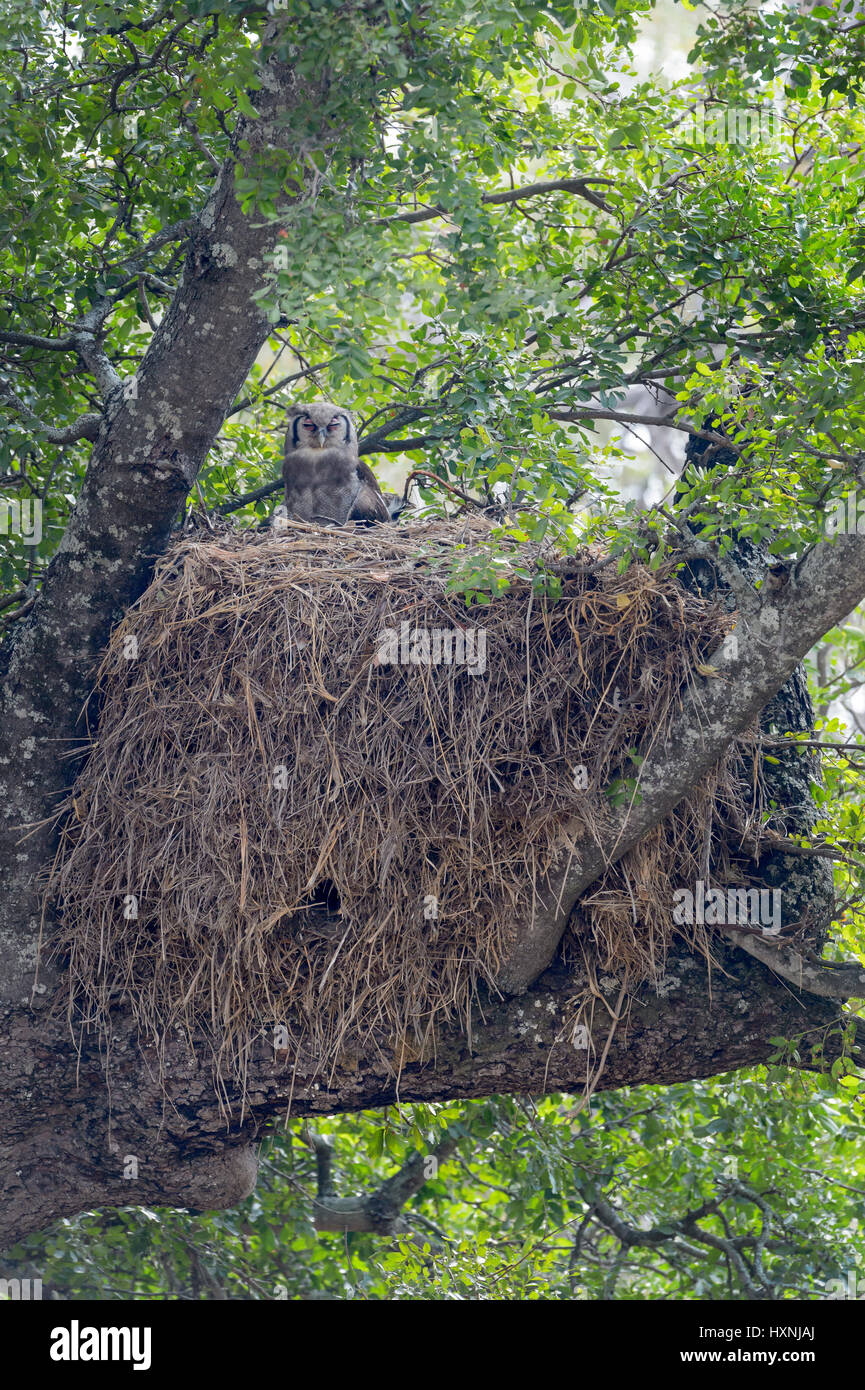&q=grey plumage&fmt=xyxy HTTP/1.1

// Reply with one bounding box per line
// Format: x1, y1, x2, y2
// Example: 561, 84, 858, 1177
281, 401, 391, 525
